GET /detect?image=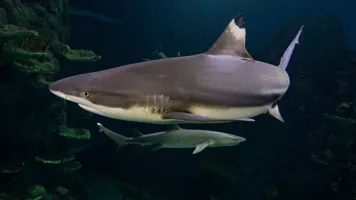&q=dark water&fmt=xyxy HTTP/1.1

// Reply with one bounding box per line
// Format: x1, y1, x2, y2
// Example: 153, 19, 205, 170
0, 0, 356, 199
